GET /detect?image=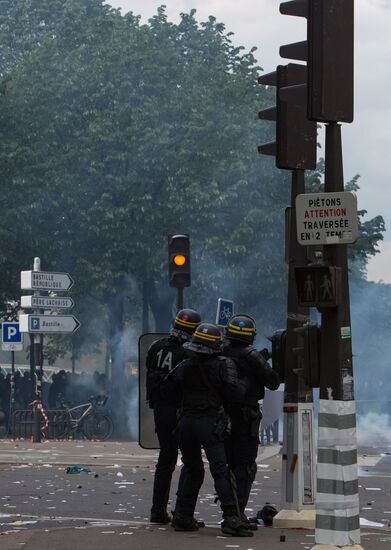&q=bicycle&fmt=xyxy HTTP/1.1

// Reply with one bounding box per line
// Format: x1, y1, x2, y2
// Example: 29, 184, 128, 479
54, 395, 113, 441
